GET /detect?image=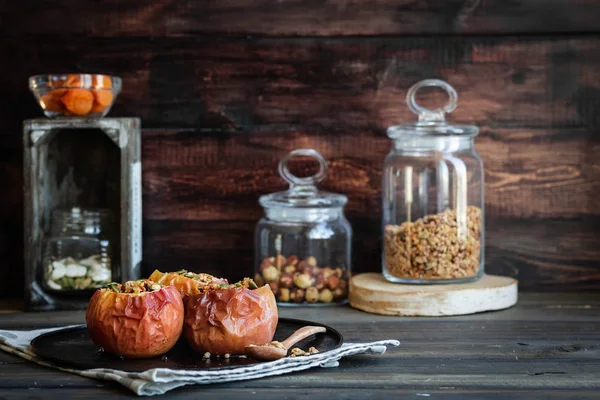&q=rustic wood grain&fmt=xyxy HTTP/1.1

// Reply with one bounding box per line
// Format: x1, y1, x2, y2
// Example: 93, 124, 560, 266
136, 126, 600, 290
3, 388, 600, 400
3, 36, 600, 131
0, 38, 600, 295
0, 294, 599, 398
0, 28, 600, 296
3, 292, 600, 325
140, 217, 600, 291
141, 128, 600, 220
349, 273, 519, 316
3, 0, 600, 37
